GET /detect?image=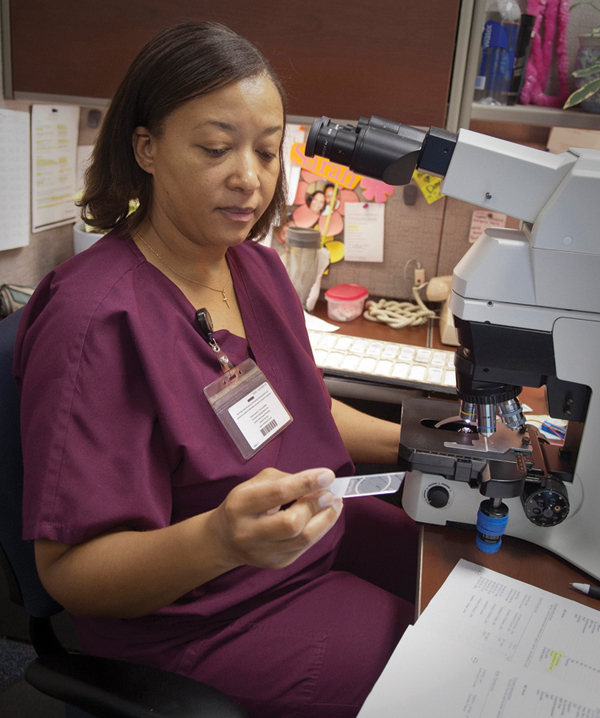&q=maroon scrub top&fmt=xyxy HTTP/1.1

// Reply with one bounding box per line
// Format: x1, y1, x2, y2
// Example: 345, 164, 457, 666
14, 230, 417, 717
